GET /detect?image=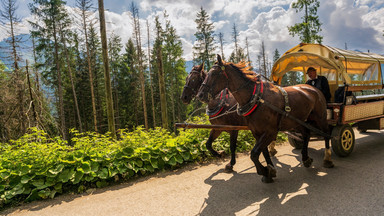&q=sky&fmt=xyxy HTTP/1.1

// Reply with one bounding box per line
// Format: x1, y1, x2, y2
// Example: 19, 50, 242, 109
1, 0, 384, 66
